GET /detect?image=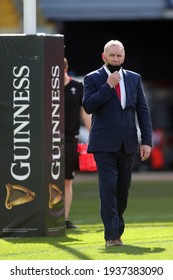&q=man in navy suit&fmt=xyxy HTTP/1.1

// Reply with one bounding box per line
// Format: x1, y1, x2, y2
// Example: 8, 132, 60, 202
82, 40, 152, 247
